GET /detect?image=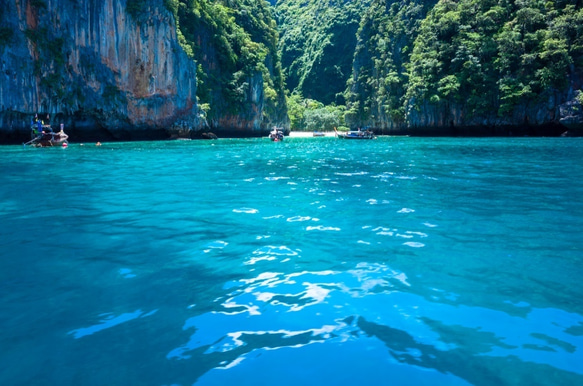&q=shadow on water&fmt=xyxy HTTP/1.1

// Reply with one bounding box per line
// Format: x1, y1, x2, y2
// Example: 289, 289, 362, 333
358, 317, 582, 386
158, 261, 583, 385
1, 139, 583, 385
